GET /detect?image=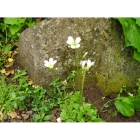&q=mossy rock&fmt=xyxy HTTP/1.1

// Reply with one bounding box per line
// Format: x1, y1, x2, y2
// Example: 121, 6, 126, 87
17, 18, 140, 96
